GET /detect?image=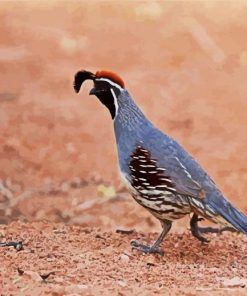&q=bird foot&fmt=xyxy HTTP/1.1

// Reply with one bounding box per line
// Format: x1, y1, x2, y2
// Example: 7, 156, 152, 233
190, 213, 237, 243
131, 240, 164, 255
190, 214, 210, 243
190, 226, 210, 243
198, 226, 237, 234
